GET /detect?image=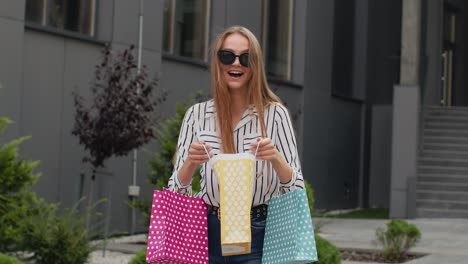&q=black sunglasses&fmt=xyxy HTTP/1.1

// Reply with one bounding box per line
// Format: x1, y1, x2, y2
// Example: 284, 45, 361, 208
217, 50, 249, 67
